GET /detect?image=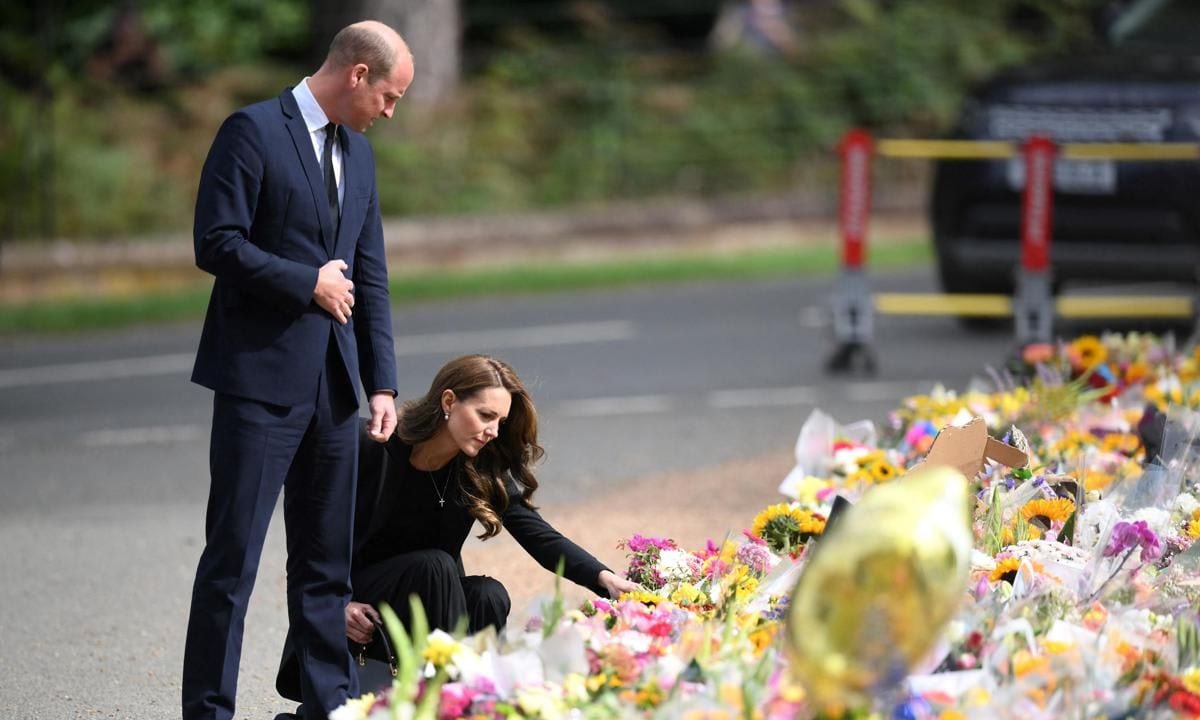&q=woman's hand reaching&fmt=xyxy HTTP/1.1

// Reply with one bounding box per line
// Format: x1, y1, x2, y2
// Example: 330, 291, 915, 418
597, 569, 641, 599
345, 601, 381, 645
